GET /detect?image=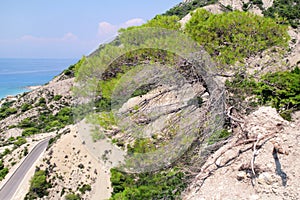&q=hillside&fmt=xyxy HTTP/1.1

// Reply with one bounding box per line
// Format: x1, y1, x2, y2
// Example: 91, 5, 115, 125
0, 0, 300, 199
